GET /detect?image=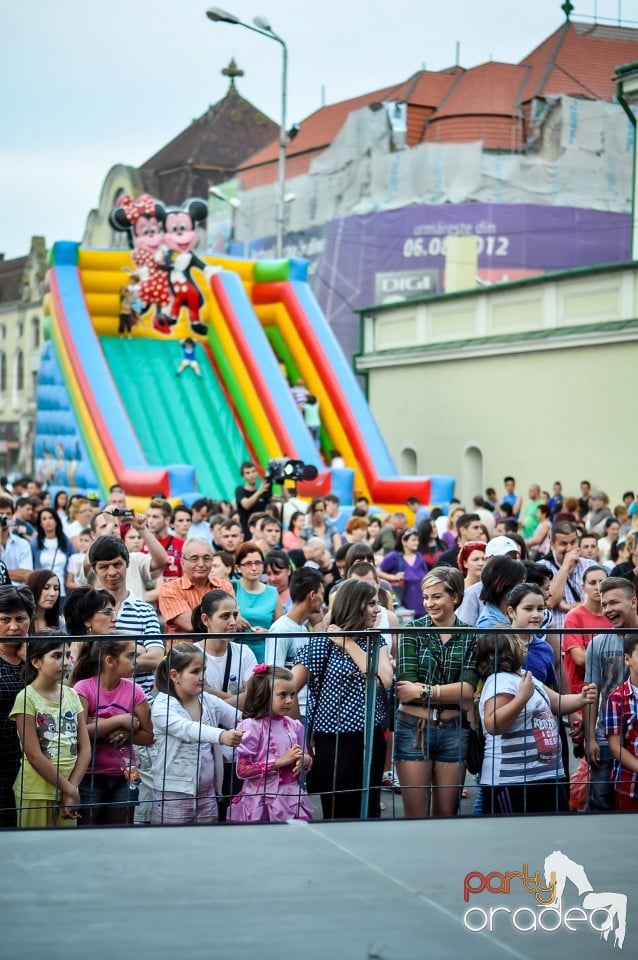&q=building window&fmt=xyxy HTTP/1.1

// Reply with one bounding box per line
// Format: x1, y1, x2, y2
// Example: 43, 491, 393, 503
0, 324, 5, 341
15, 350, 24, 391
16, 321, 24, 340
31, 316, 40, 350
0, 352, 5, 393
